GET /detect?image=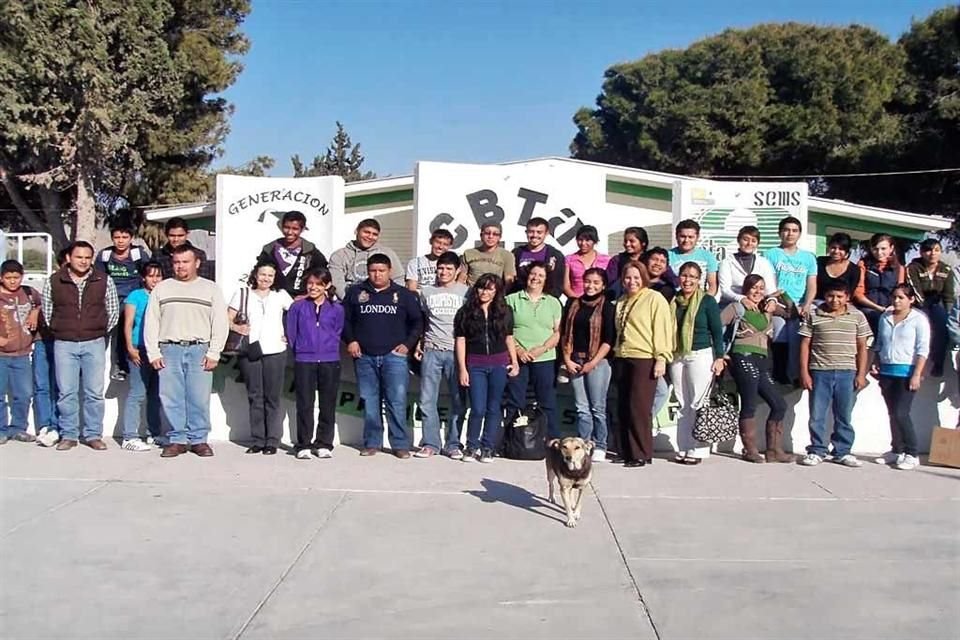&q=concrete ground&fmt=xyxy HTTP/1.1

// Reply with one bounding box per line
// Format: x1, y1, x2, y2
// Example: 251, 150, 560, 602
0, 442, 958, 640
